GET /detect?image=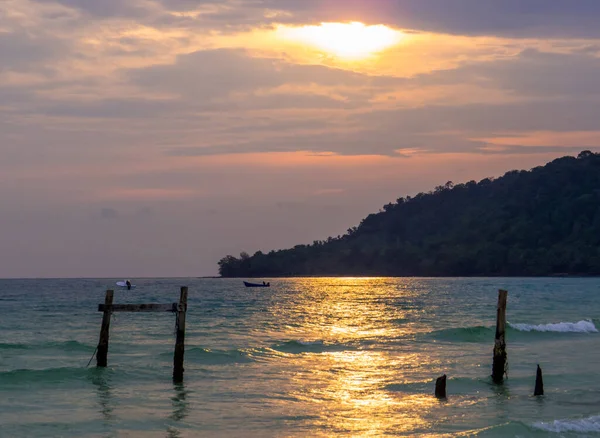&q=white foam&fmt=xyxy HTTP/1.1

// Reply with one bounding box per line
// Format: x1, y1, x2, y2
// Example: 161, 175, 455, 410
533, 415, 600, 433
297, 340, 324, 345
509, 320, 598, 333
